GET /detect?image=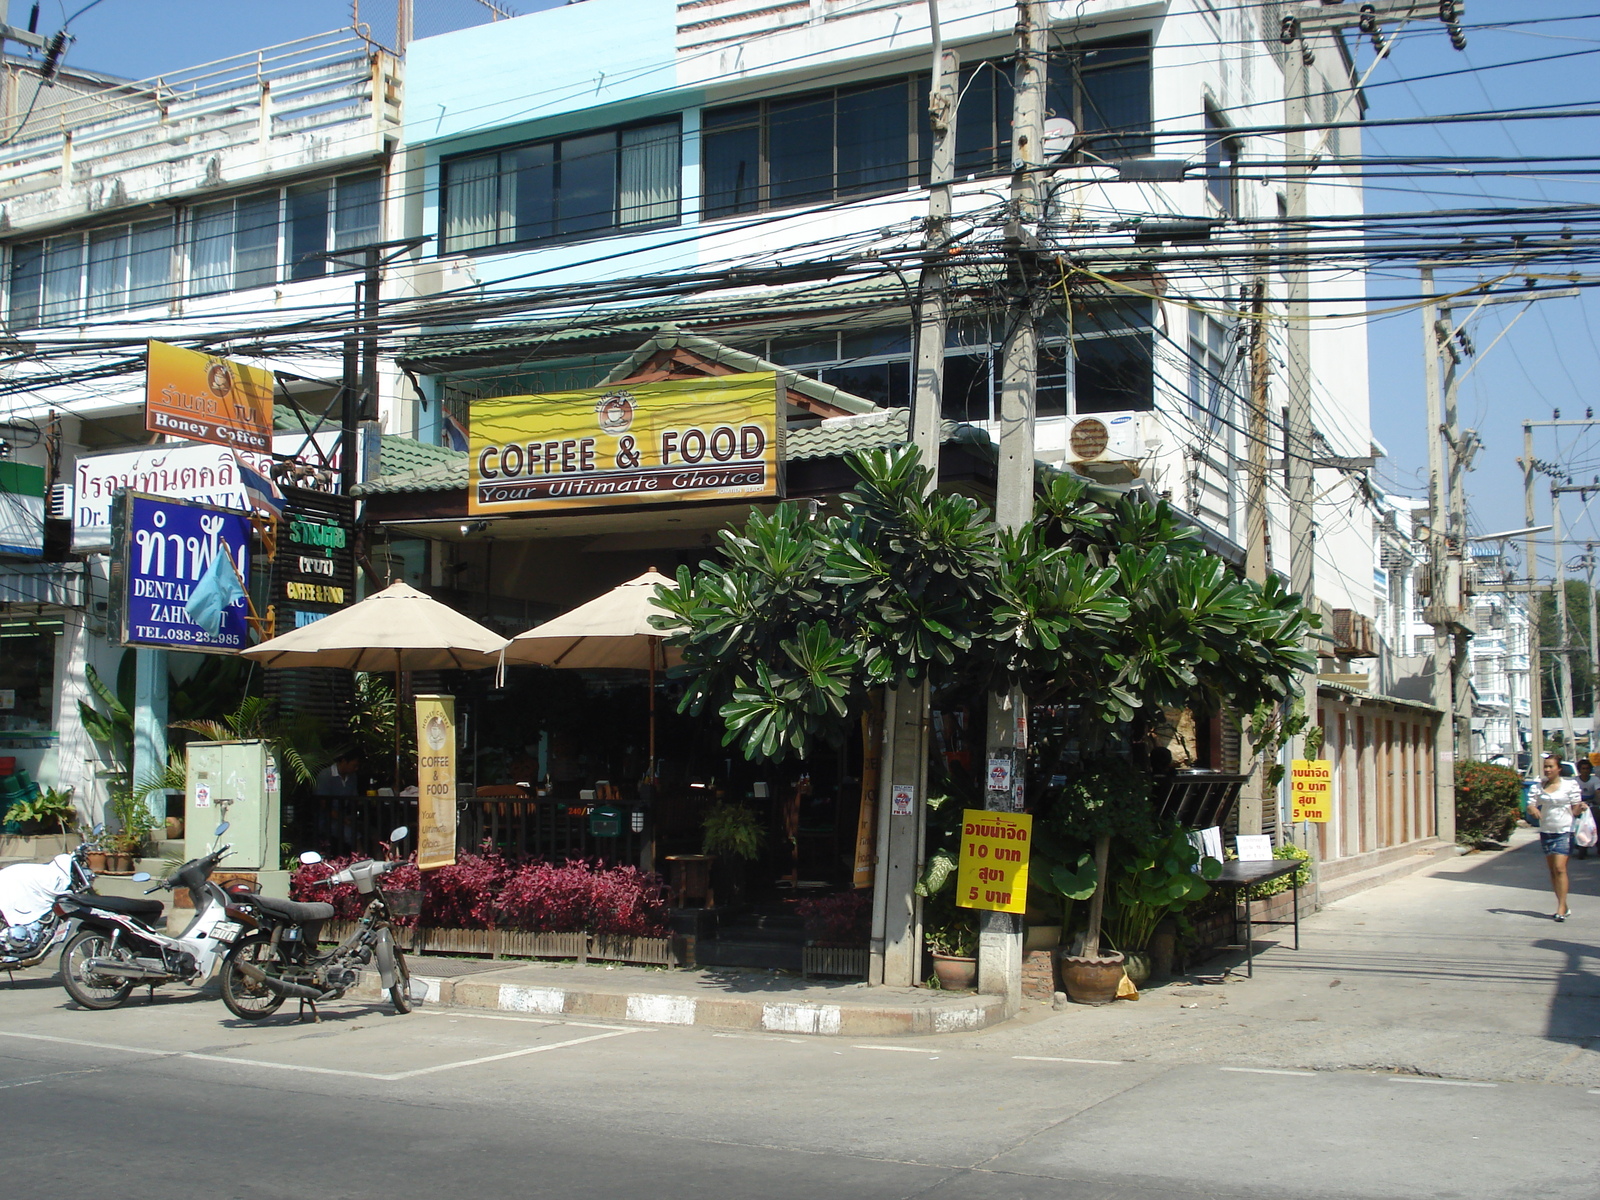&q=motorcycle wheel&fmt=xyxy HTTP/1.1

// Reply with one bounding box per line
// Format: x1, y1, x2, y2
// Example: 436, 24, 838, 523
389, 944, 413, 1014
220, 936, 285, 1020
60, 929, 136, 1010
